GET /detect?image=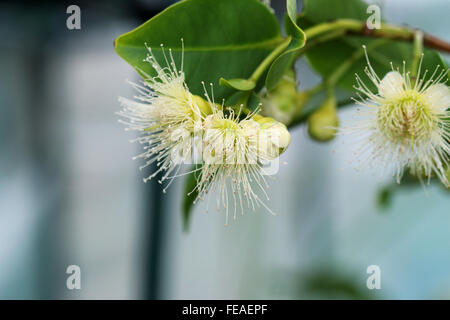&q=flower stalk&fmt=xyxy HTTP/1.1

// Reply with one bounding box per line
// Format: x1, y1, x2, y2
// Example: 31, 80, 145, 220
249, 36, 292, 83
411, 30, 424, 80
